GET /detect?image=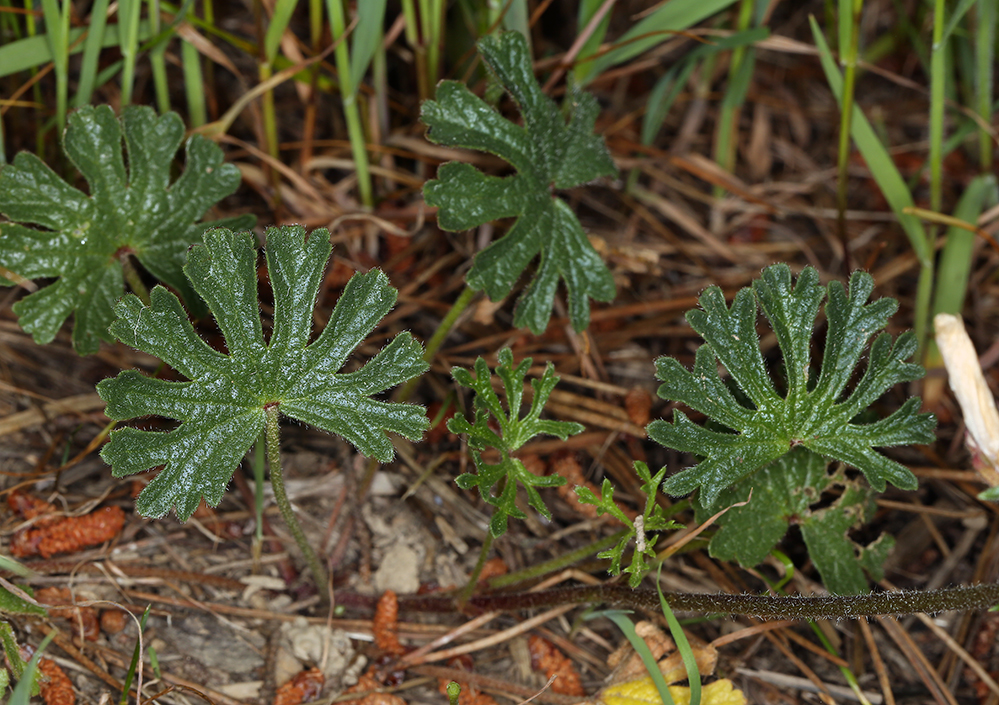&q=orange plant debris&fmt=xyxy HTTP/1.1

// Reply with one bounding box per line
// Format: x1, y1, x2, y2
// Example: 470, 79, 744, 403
373, 590, 406, 656
343, 670, 406, 705
9, 505, 125, 558
99, 609, 127, 636
623, 387, 652, 428
475, 557, 508, 585
436, 657, 498, 705
38, 657, 75, 705
273, 667, 324, 705
527, 635, 584, 696
34, 587, 99, 641
436, 677, 499, 705
8, 491, 54, 519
